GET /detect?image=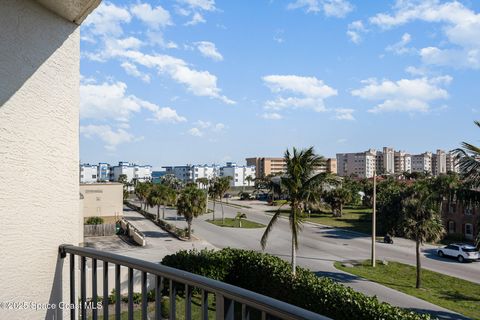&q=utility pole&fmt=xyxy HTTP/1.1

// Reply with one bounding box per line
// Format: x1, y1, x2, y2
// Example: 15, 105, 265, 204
371, 170, 377, 267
